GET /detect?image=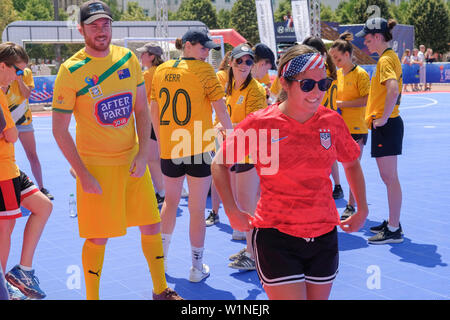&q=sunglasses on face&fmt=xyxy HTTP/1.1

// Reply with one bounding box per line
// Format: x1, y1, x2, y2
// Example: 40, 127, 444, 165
235, 57, 254, 66
13, 65, 24, 76
290, 78, 333, 92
